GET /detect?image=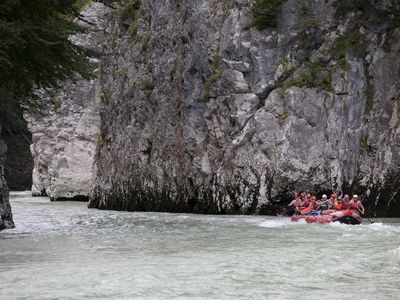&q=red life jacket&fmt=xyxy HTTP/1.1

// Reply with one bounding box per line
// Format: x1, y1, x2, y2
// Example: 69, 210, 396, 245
350, 203, 358, 210
301, 200, 309, 208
